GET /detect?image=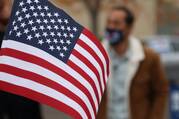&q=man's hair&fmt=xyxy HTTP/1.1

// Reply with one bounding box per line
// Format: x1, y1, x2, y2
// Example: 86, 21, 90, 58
112, 6, 135, 27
